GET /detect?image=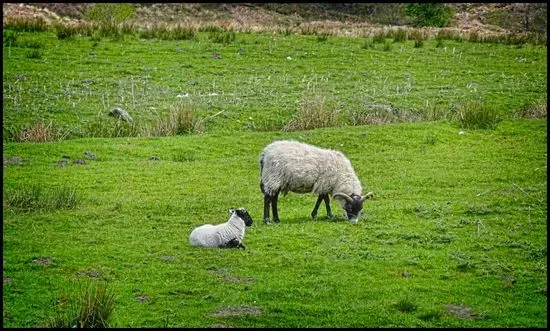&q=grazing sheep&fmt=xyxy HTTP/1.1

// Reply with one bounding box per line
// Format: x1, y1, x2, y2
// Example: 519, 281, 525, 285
189, 208, 254, 249
259, 140, 373, 224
